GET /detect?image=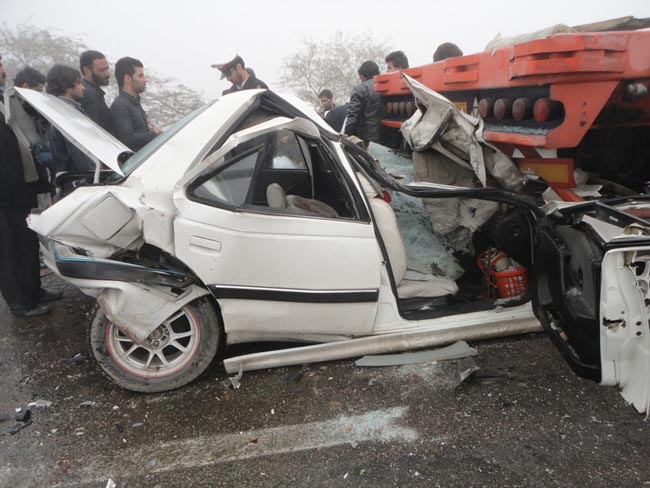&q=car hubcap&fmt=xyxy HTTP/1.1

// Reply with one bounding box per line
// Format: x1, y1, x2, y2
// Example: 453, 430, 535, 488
106, 307, 201, 379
